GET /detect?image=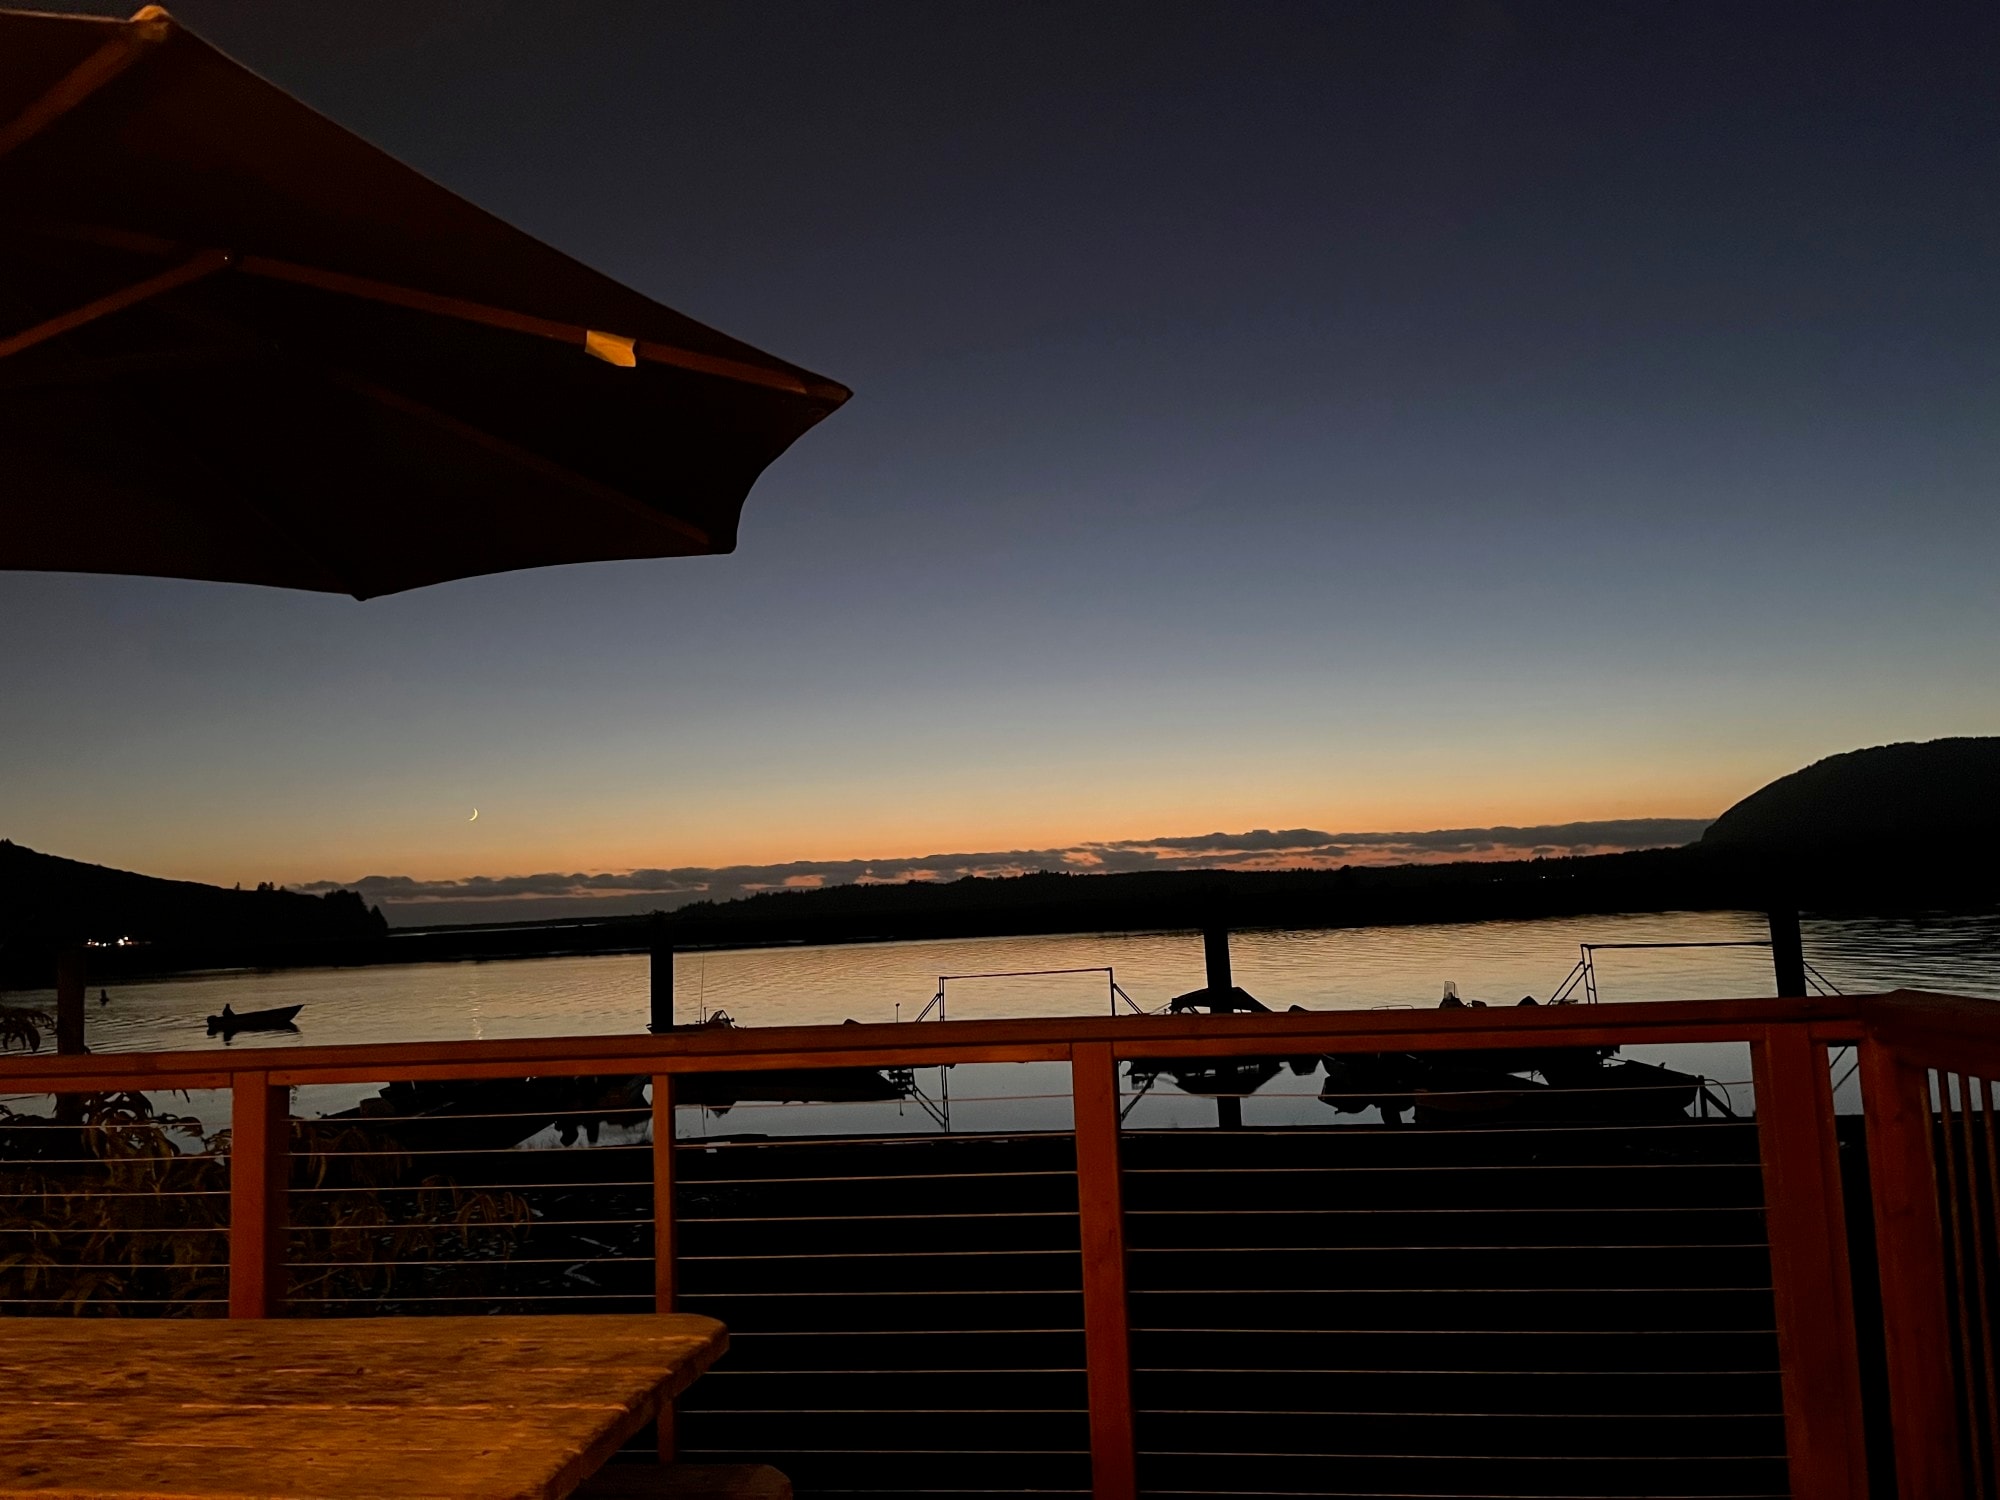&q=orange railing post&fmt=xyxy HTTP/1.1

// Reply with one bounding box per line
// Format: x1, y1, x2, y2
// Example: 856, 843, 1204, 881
652, 1072, 680, 1461
228, 1071, 290, 1318
1859, 1039, 1964, 1499
1072, 1040, 1137, 1500
1751, 1027, 1869, 1496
